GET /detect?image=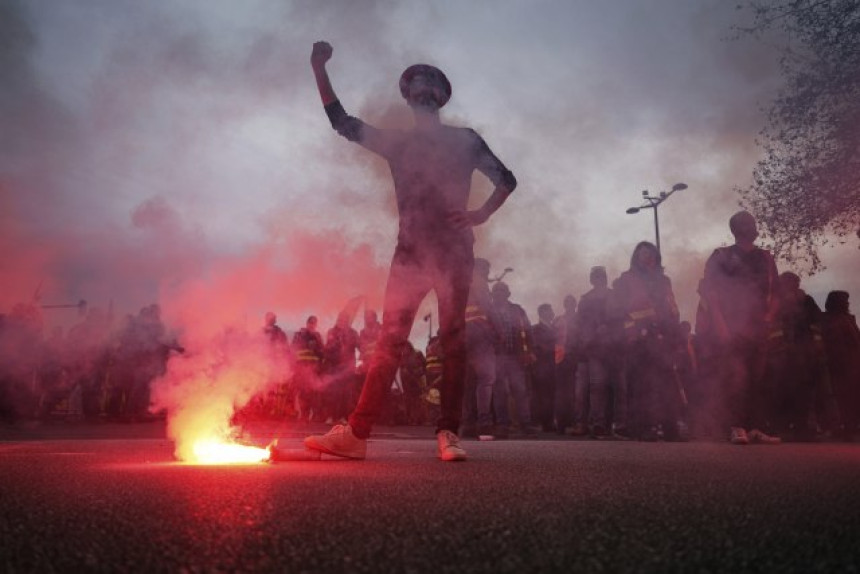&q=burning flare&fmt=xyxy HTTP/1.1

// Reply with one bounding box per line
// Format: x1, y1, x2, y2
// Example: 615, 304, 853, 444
150, 327, 287, 465
189, 439, 270, 465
